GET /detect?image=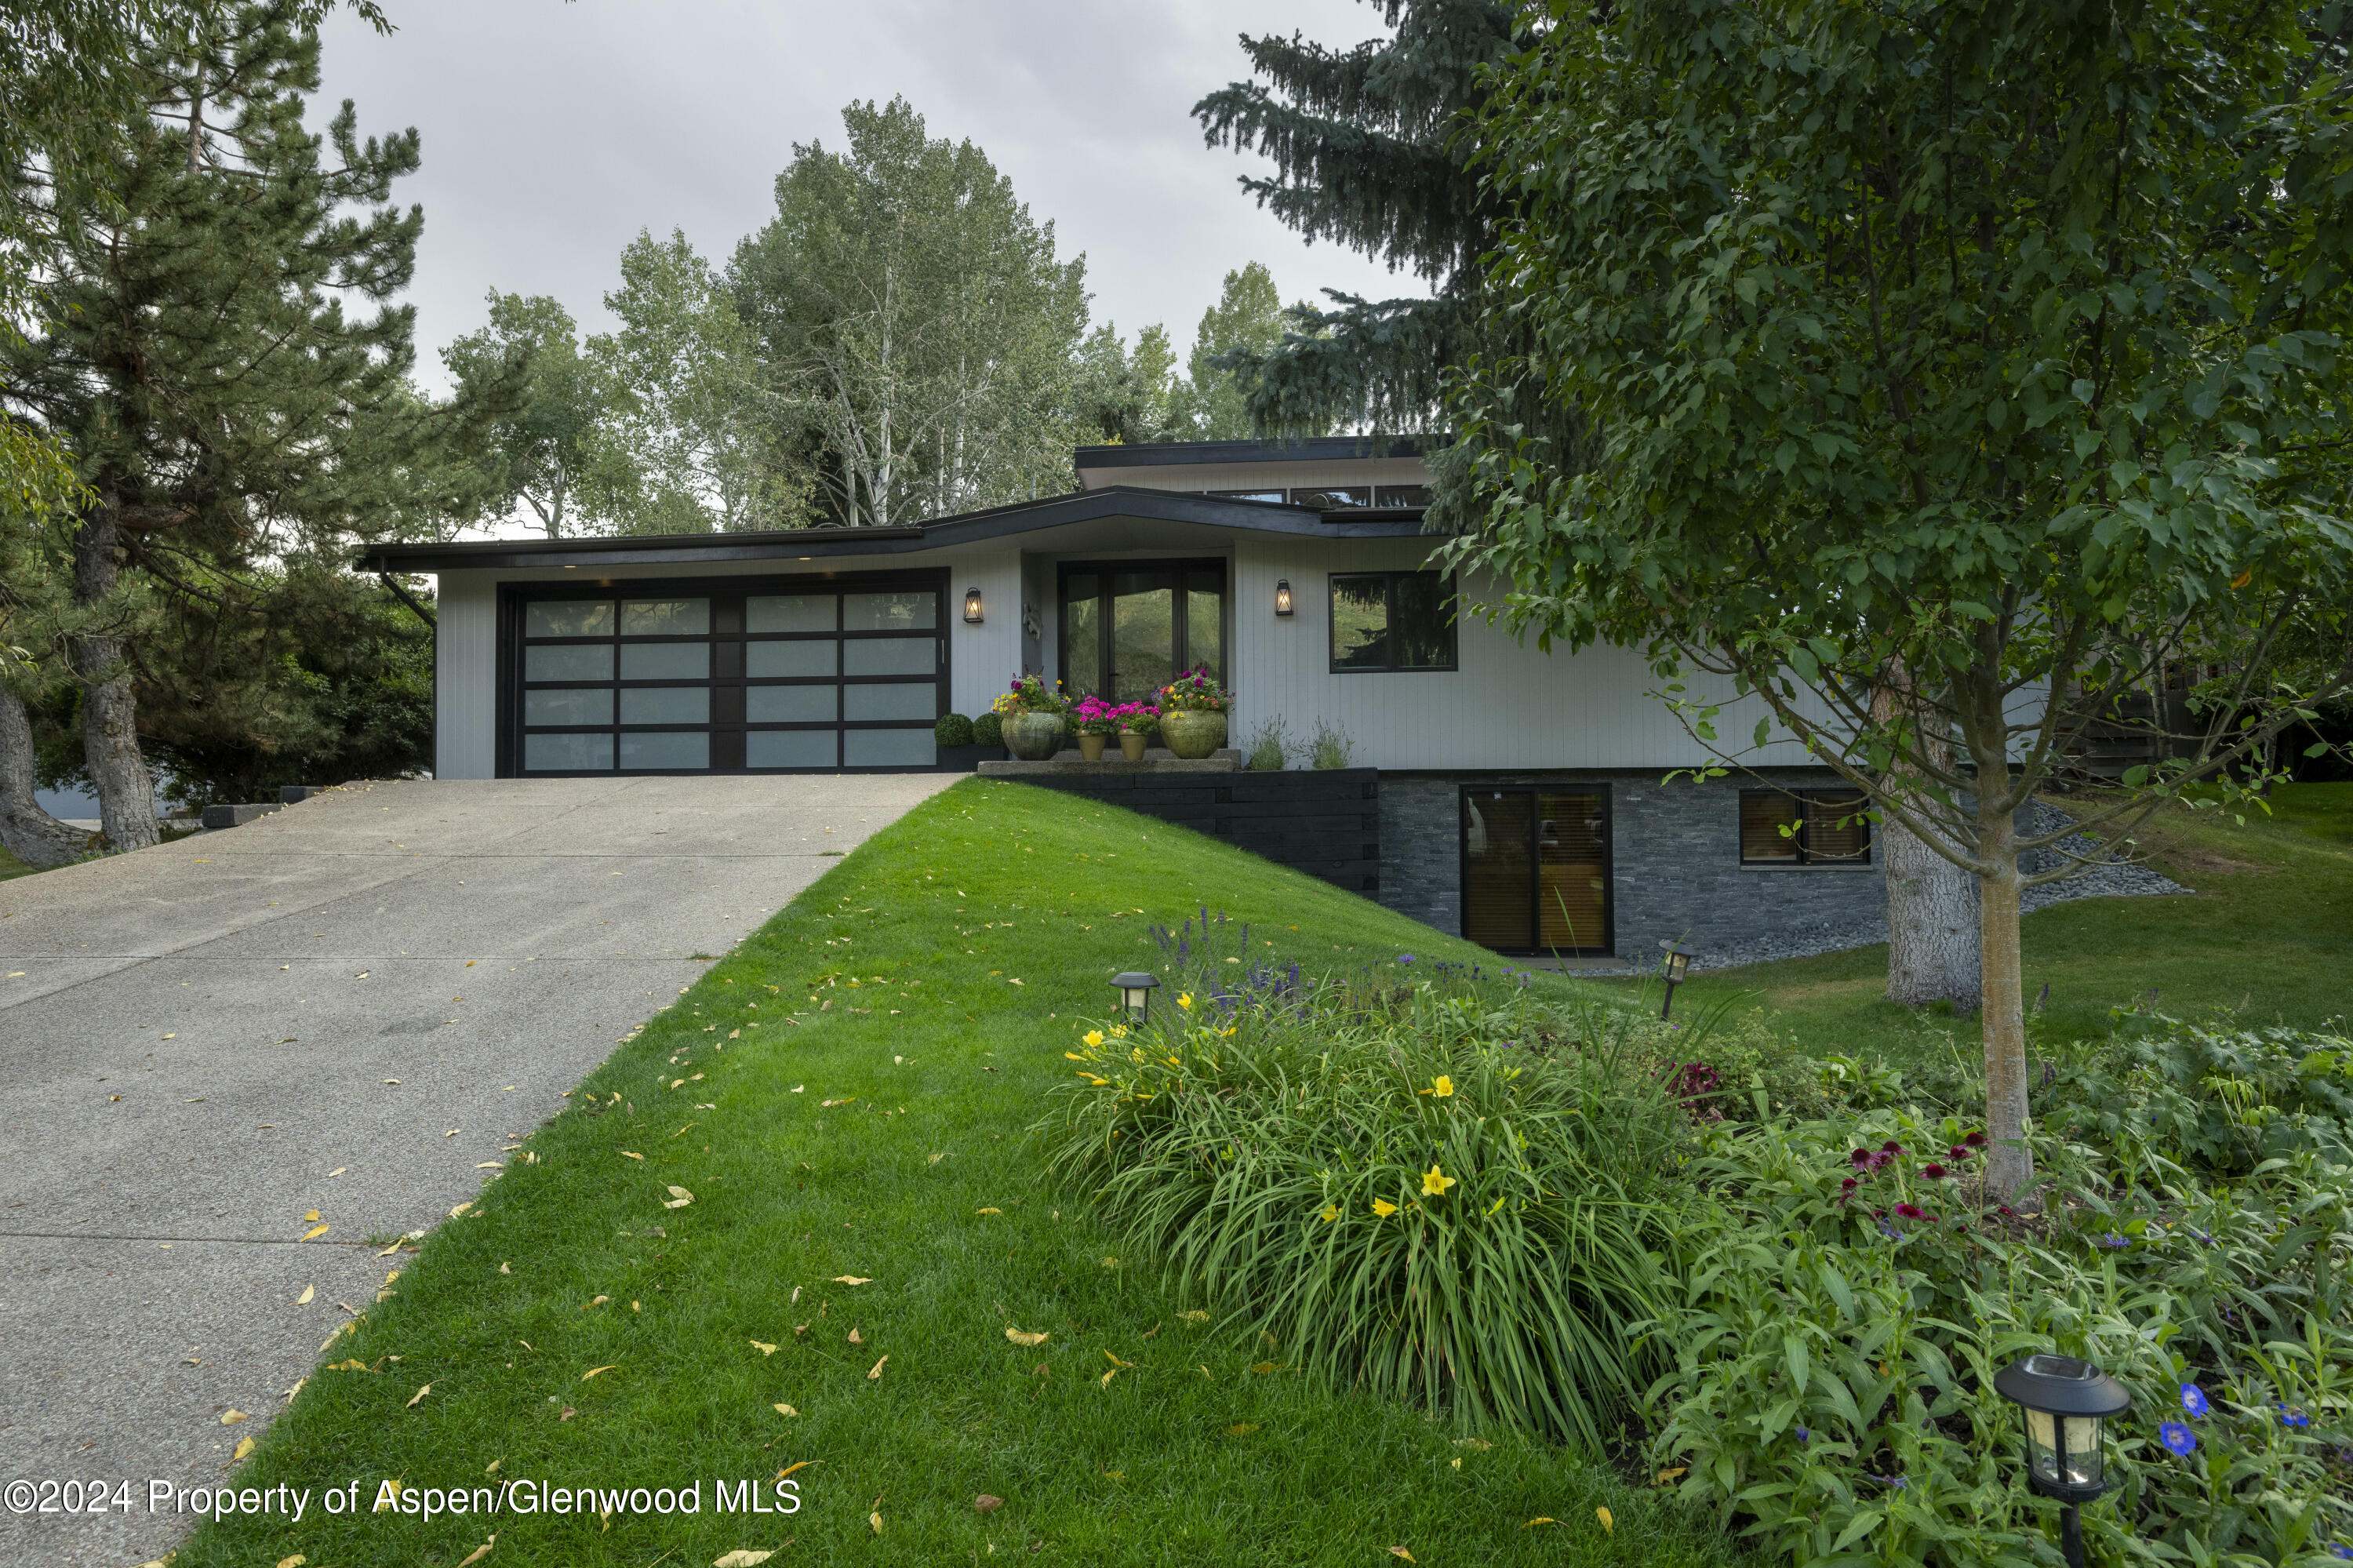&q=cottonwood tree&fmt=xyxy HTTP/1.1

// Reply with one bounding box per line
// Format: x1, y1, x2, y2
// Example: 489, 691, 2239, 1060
1162, 262, 1296, 441
732, 97, 1090, 526
442, 290, 627, 538
1443, 0, 2353, 1201
1, 2, 497, 847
